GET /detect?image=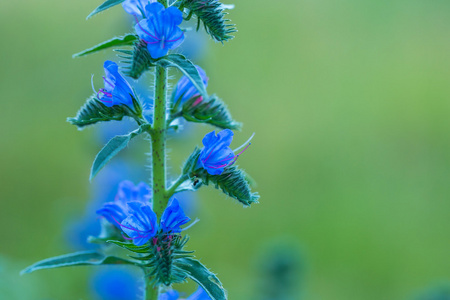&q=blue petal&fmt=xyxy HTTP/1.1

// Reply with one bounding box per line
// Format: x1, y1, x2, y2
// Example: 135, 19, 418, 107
160, 290, 179, 300
166, 6, 183, 25
161, 198, 190, 233
202, 131, 219, 147
144, 2, 164, 18
186, 286, 211, 300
